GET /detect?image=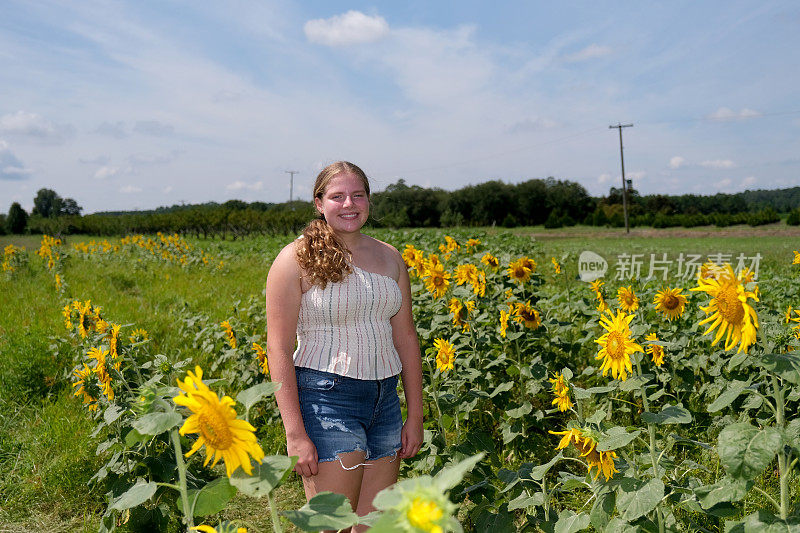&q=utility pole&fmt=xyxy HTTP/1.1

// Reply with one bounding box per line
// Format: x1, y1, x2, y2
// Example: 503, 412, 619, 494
285, 170, 298, 203
609, 123, 633, 234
